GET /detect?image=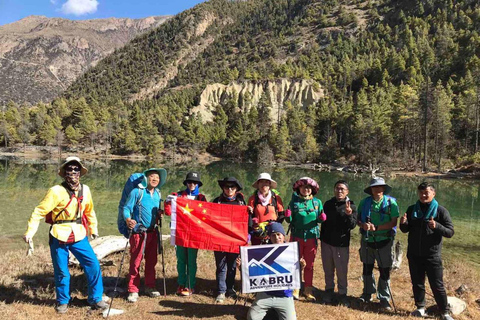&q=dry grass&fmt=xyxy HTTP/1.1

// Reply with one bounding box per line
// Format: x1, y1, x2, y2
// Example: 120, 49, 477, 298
1, 239, 479, 320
